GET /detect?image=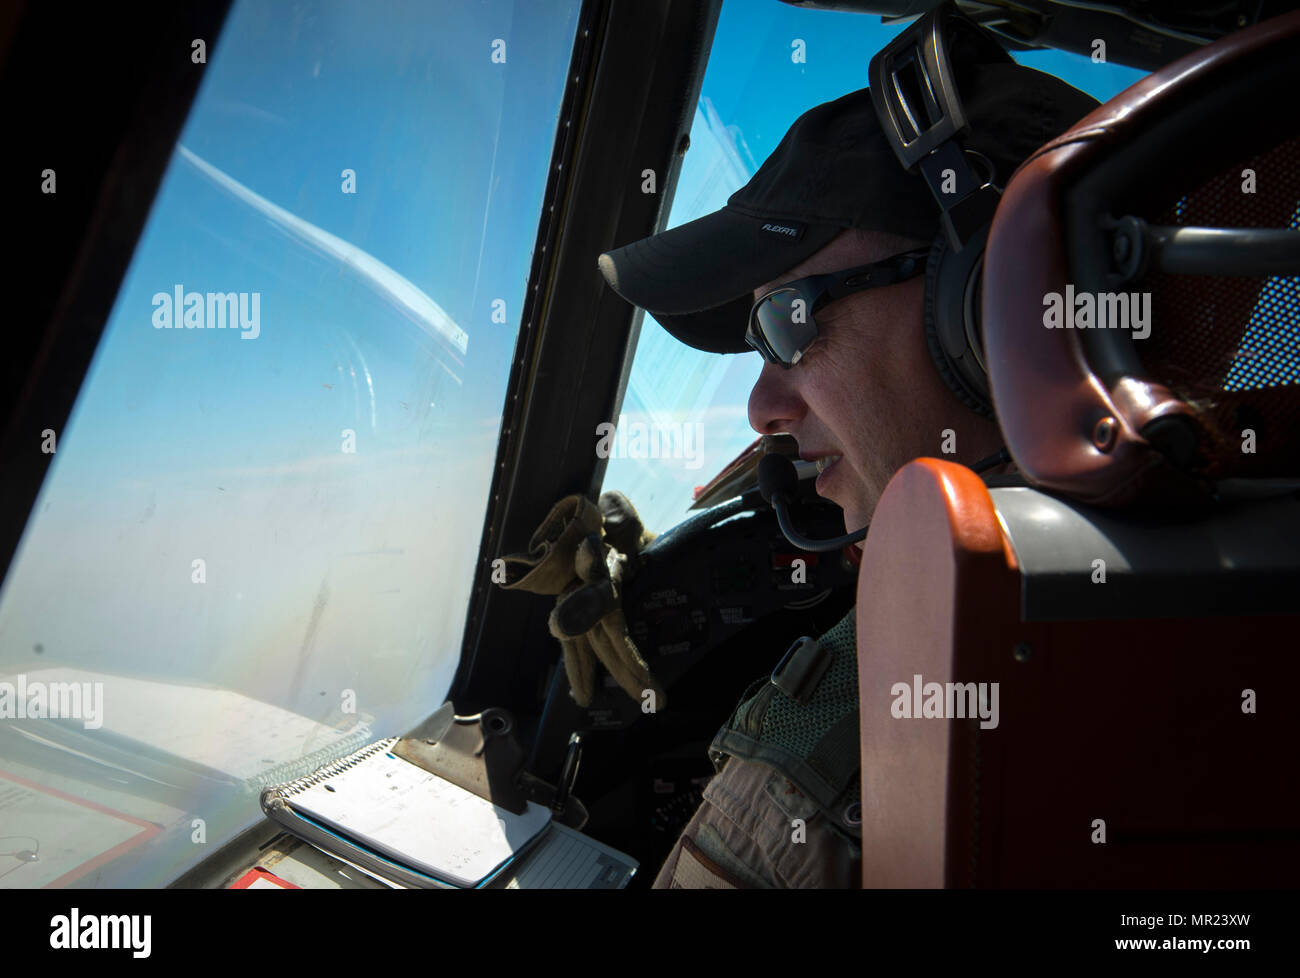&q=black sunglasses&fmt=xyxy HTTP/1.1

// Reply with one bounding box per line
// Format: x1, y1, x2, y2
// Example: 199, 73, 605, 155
745, 247, 929, 367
